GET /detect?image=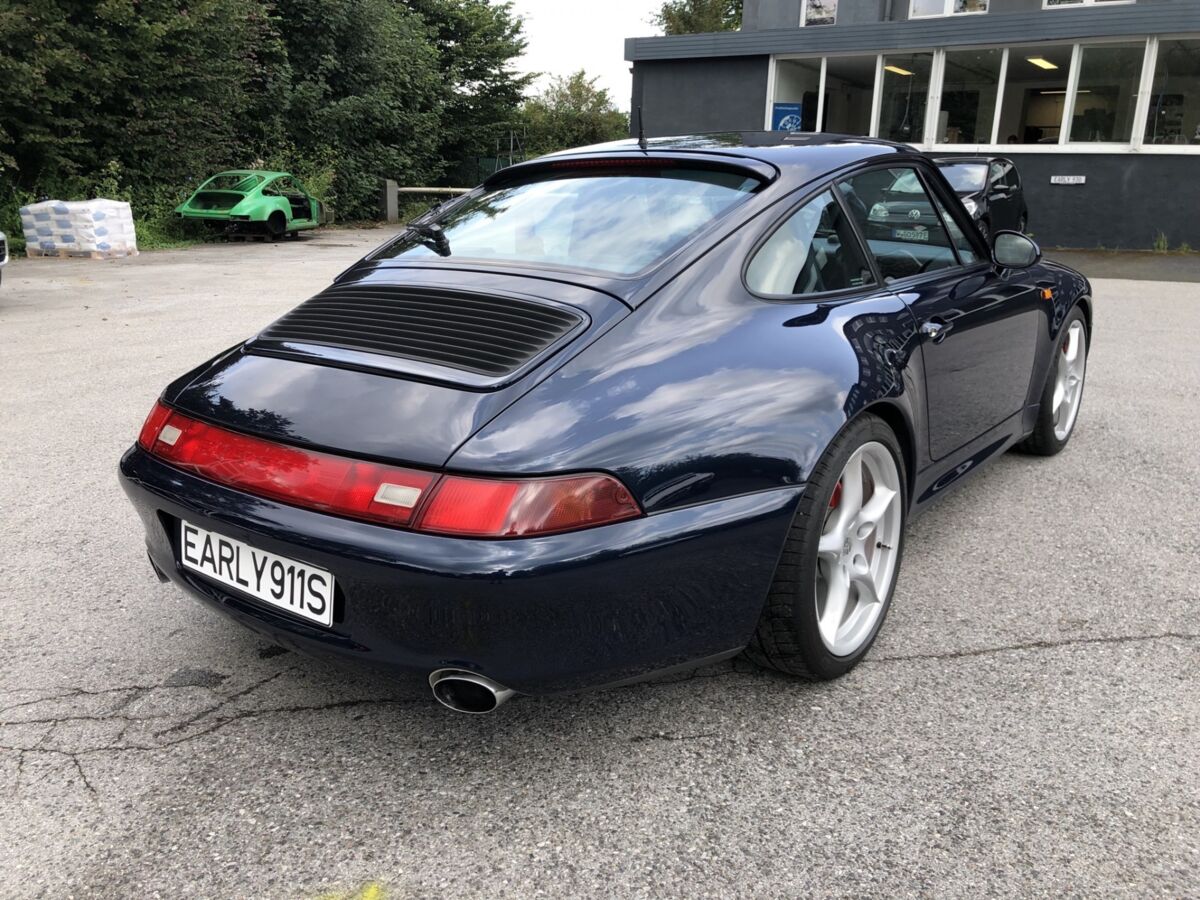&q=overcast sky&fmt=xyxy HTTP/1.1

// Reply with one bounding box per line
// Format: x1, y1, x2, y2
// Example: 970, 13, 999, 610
509, 0, 662, 110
